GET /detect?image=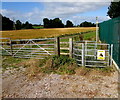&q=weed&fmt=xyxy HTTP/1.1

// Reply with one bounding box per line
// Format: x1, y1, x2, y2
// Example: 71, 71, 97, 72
2, 54, 115, 76
38, 55, 77, 74
2, 56, 27, 70
96, 67, 115, 73
79, 34, 83, 41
